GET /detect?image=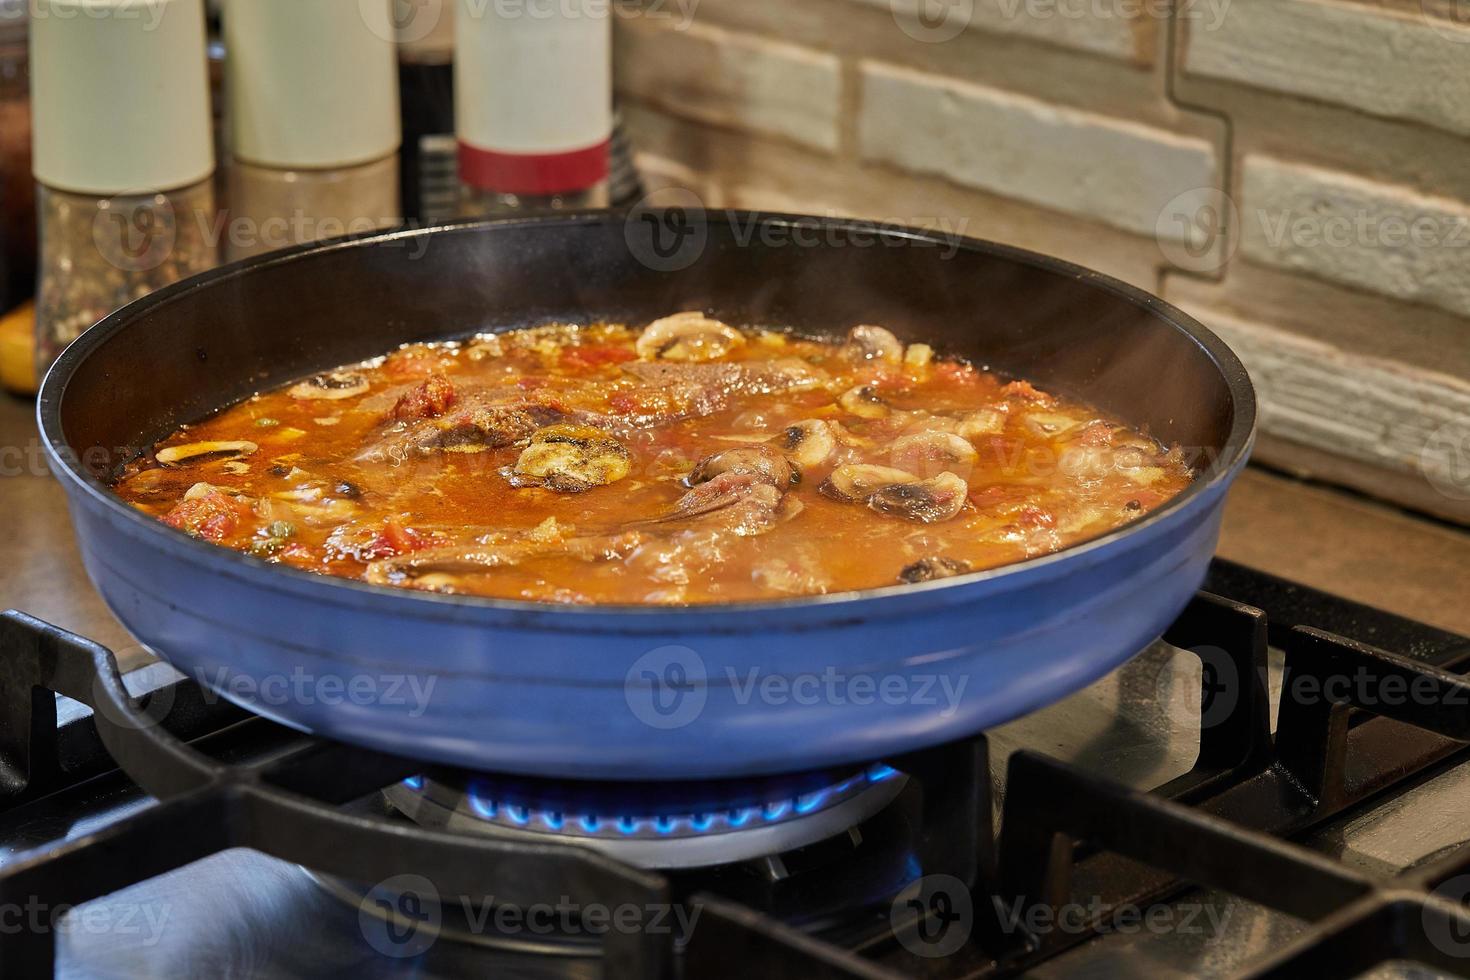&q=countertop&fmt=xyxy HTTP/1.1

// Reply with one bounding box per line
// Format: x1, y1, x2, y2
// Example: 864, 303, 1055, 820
2, 392, 1467, 671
